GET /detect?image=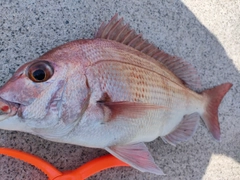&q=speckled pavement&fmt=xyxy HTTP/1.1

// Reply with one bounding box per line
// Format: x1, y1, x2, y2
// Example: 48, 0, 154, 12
0, 1, 239, 180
